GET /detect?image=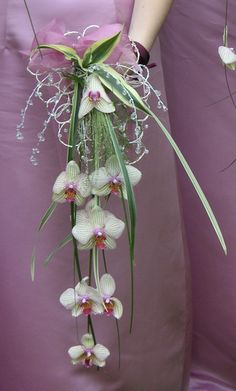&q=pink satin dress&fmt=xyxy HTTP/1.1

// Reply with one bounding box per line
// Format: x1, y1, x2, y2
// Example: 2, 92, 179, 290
160, 1, 236, 390
0, 0, 190, 390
